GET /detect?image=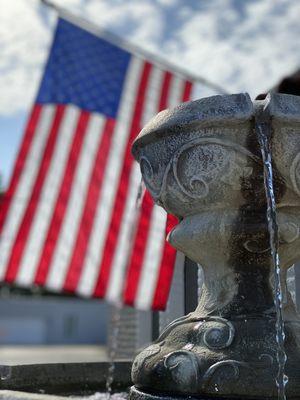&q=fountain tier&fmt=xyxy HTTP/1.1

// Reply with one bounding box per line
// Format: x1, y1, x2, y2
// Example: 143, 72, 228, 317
130, 93, 300, 399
